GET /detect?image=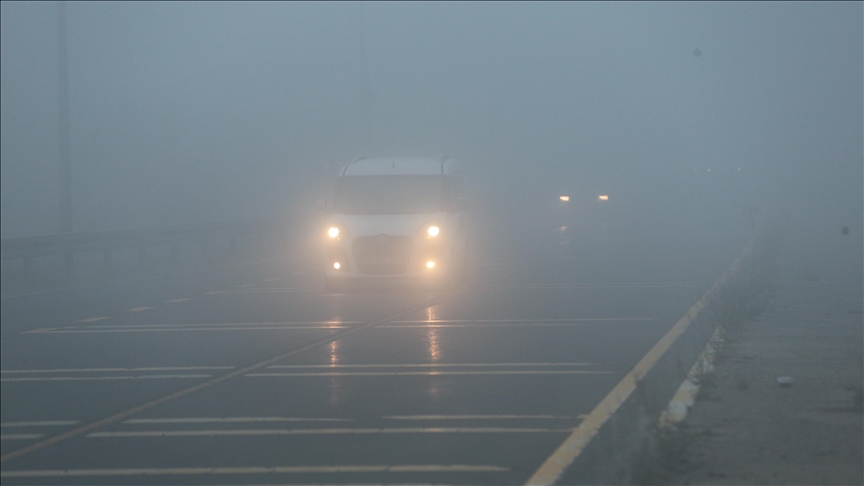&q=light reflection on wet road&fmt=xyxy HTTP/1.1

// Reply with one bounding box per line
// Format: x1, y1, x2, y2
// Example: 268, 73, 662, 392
0, 224, 745, 485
